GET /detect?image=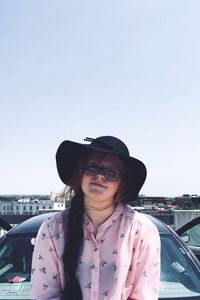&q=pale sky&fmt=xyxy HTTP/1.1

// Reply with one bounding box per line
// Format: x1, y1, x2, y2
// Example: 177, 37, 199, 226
0, 0, 200, 197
